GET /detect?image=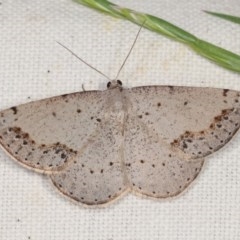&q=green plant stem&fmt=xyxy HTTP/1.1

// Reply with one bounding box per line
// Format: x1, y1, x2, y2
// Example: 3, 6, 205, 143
74, 0, 240, 73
